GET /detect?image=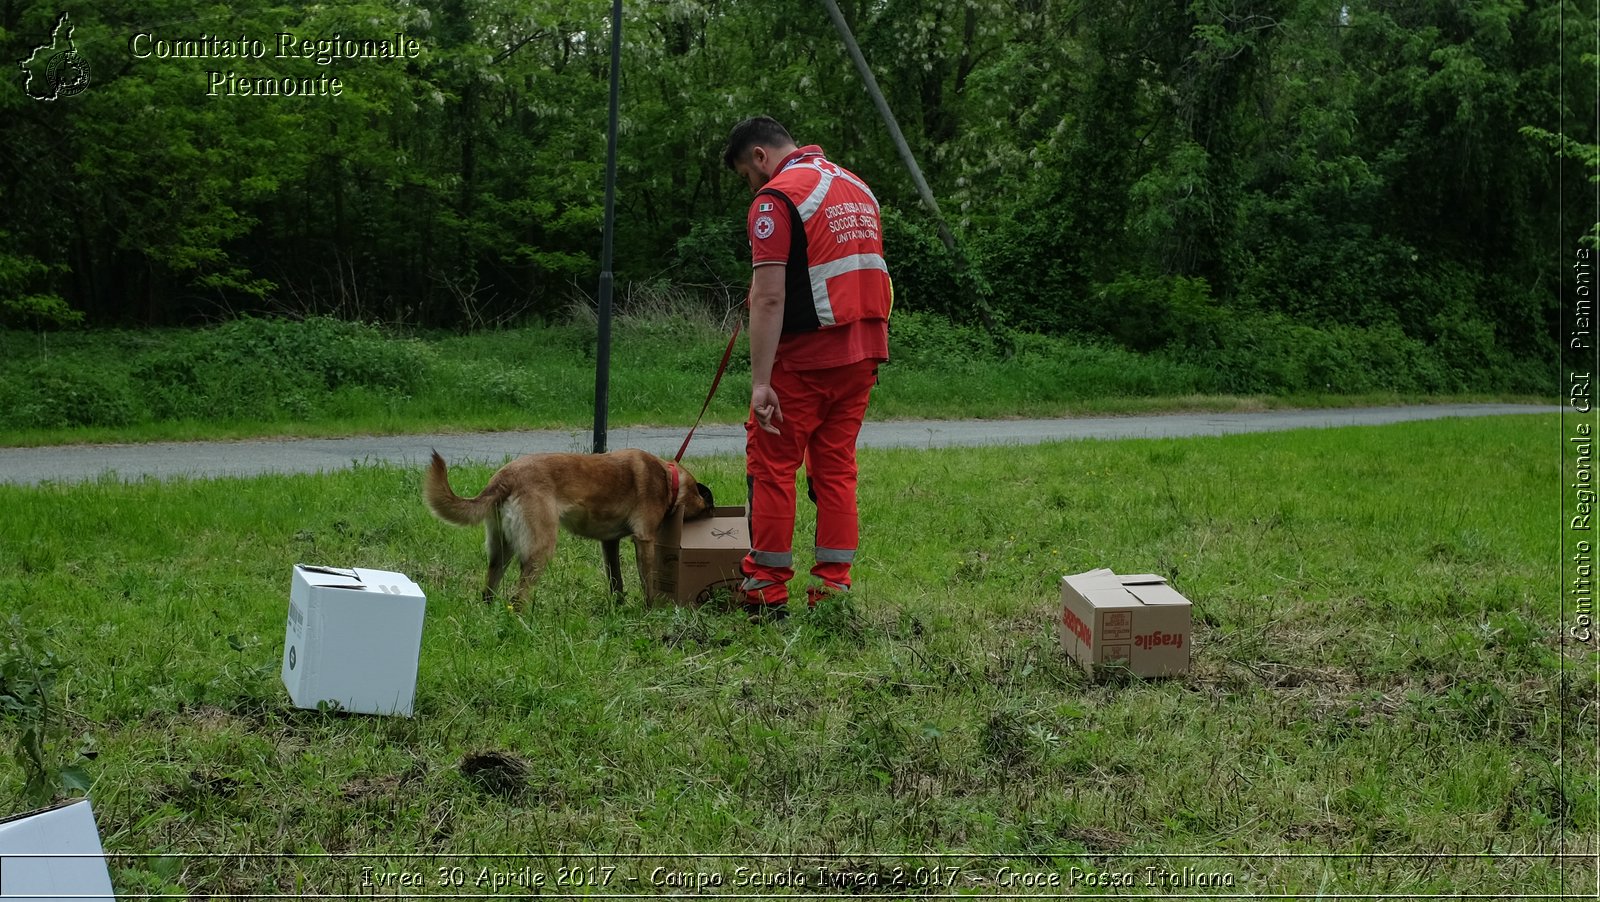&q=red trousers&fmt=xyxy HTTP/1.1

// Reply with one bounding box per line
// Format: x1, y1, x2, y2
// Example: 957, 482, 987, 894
743, 358, 878, 603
